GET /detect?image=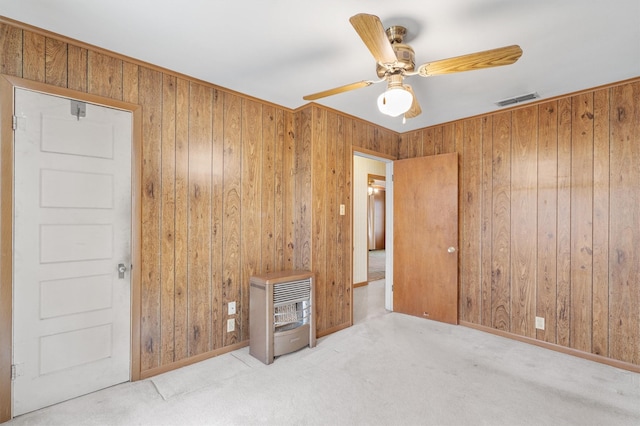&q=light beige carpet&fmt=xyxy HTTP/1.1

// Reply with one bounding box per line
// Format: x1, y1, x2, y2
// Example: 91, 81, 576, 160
7, 311, 640, 426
